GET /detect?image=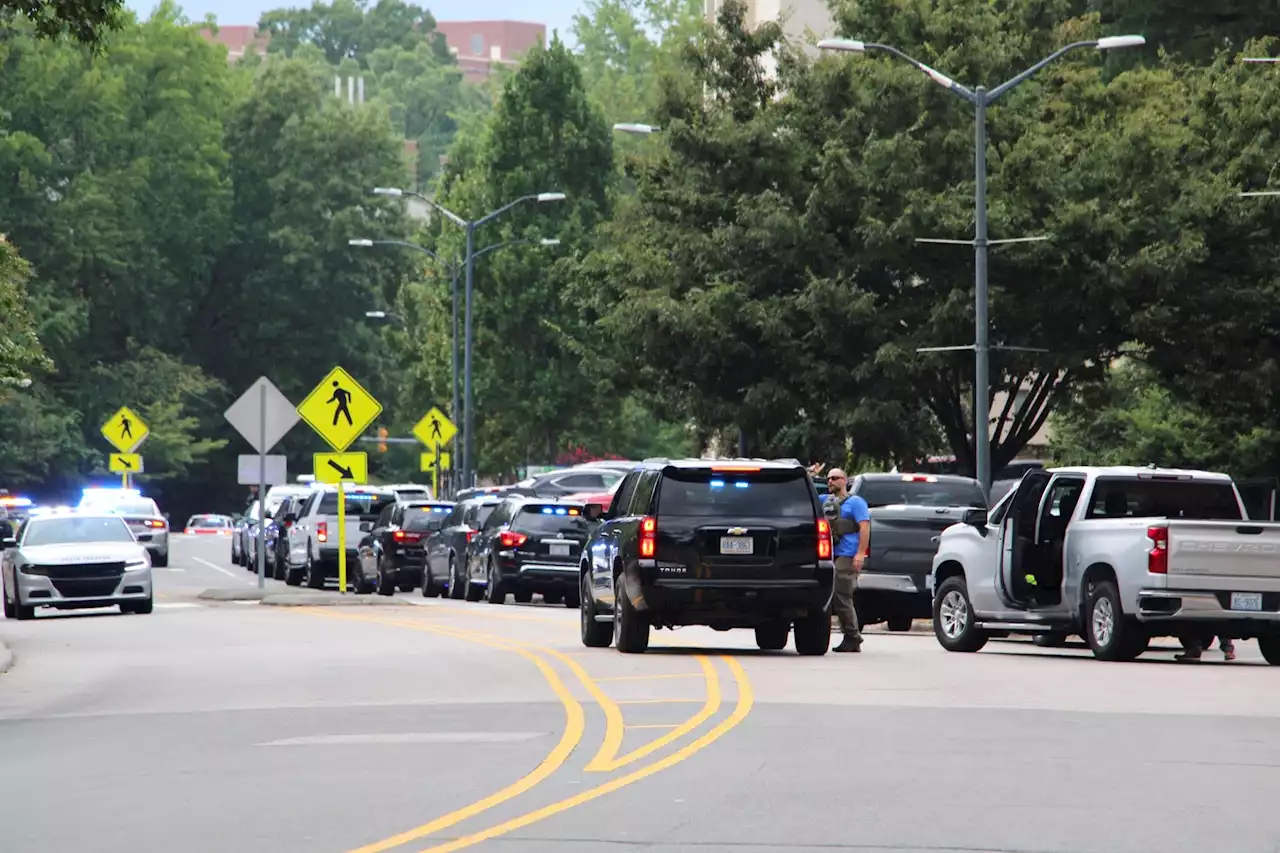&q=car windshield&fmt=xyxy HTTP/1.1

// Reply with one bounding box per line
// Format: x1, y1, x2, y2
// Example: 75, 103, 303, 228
513, 506, 593, 536
24, 516, 135, 546
474, 504, 498, 526
318, 491, 396, 517
1085, 477, 1243, 521
113, 500, 160, 517
857, 478, 987, 509
657, 469, 815, 517
188, 516, 226, 528
395, 488, 431, 500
